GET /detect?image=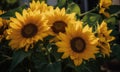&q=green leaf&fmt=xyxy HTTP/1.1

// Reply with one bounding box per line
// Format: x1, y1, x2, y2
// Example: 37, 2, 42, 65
81, 13, 102, 31
82, 13, 102, 25
6, 0, 17, 4
109, 5, 120, 14
104, 17, 118, 34
35, 62, 61, 72
57, 0, 66, 8
0, 5, 27, 19
105, 17, 117, 25
67, 2, 81, 15
75, 60, 101, 72
111, 44, 120, 60
51, 46, 62, 61
39, 0, 47, 2
9, 50, 31, 72
31, 50, 48, 64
